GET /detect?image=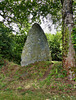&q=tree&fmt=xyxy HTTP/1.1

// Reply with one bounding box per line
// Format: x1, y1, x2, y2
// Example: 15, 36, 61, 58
0, 22, 13, 59
72, 28, 76, 51
61, 0, 76, 80
0, 0, 62, 29
0, 0, 76, 79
